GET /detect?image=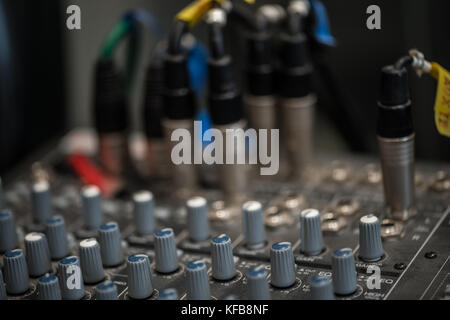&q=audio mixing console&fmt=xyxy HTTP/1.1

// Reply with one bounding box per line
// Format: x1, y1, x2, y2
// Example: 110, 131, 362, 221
1, 0, 450, 304
0, 135, 449, 300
